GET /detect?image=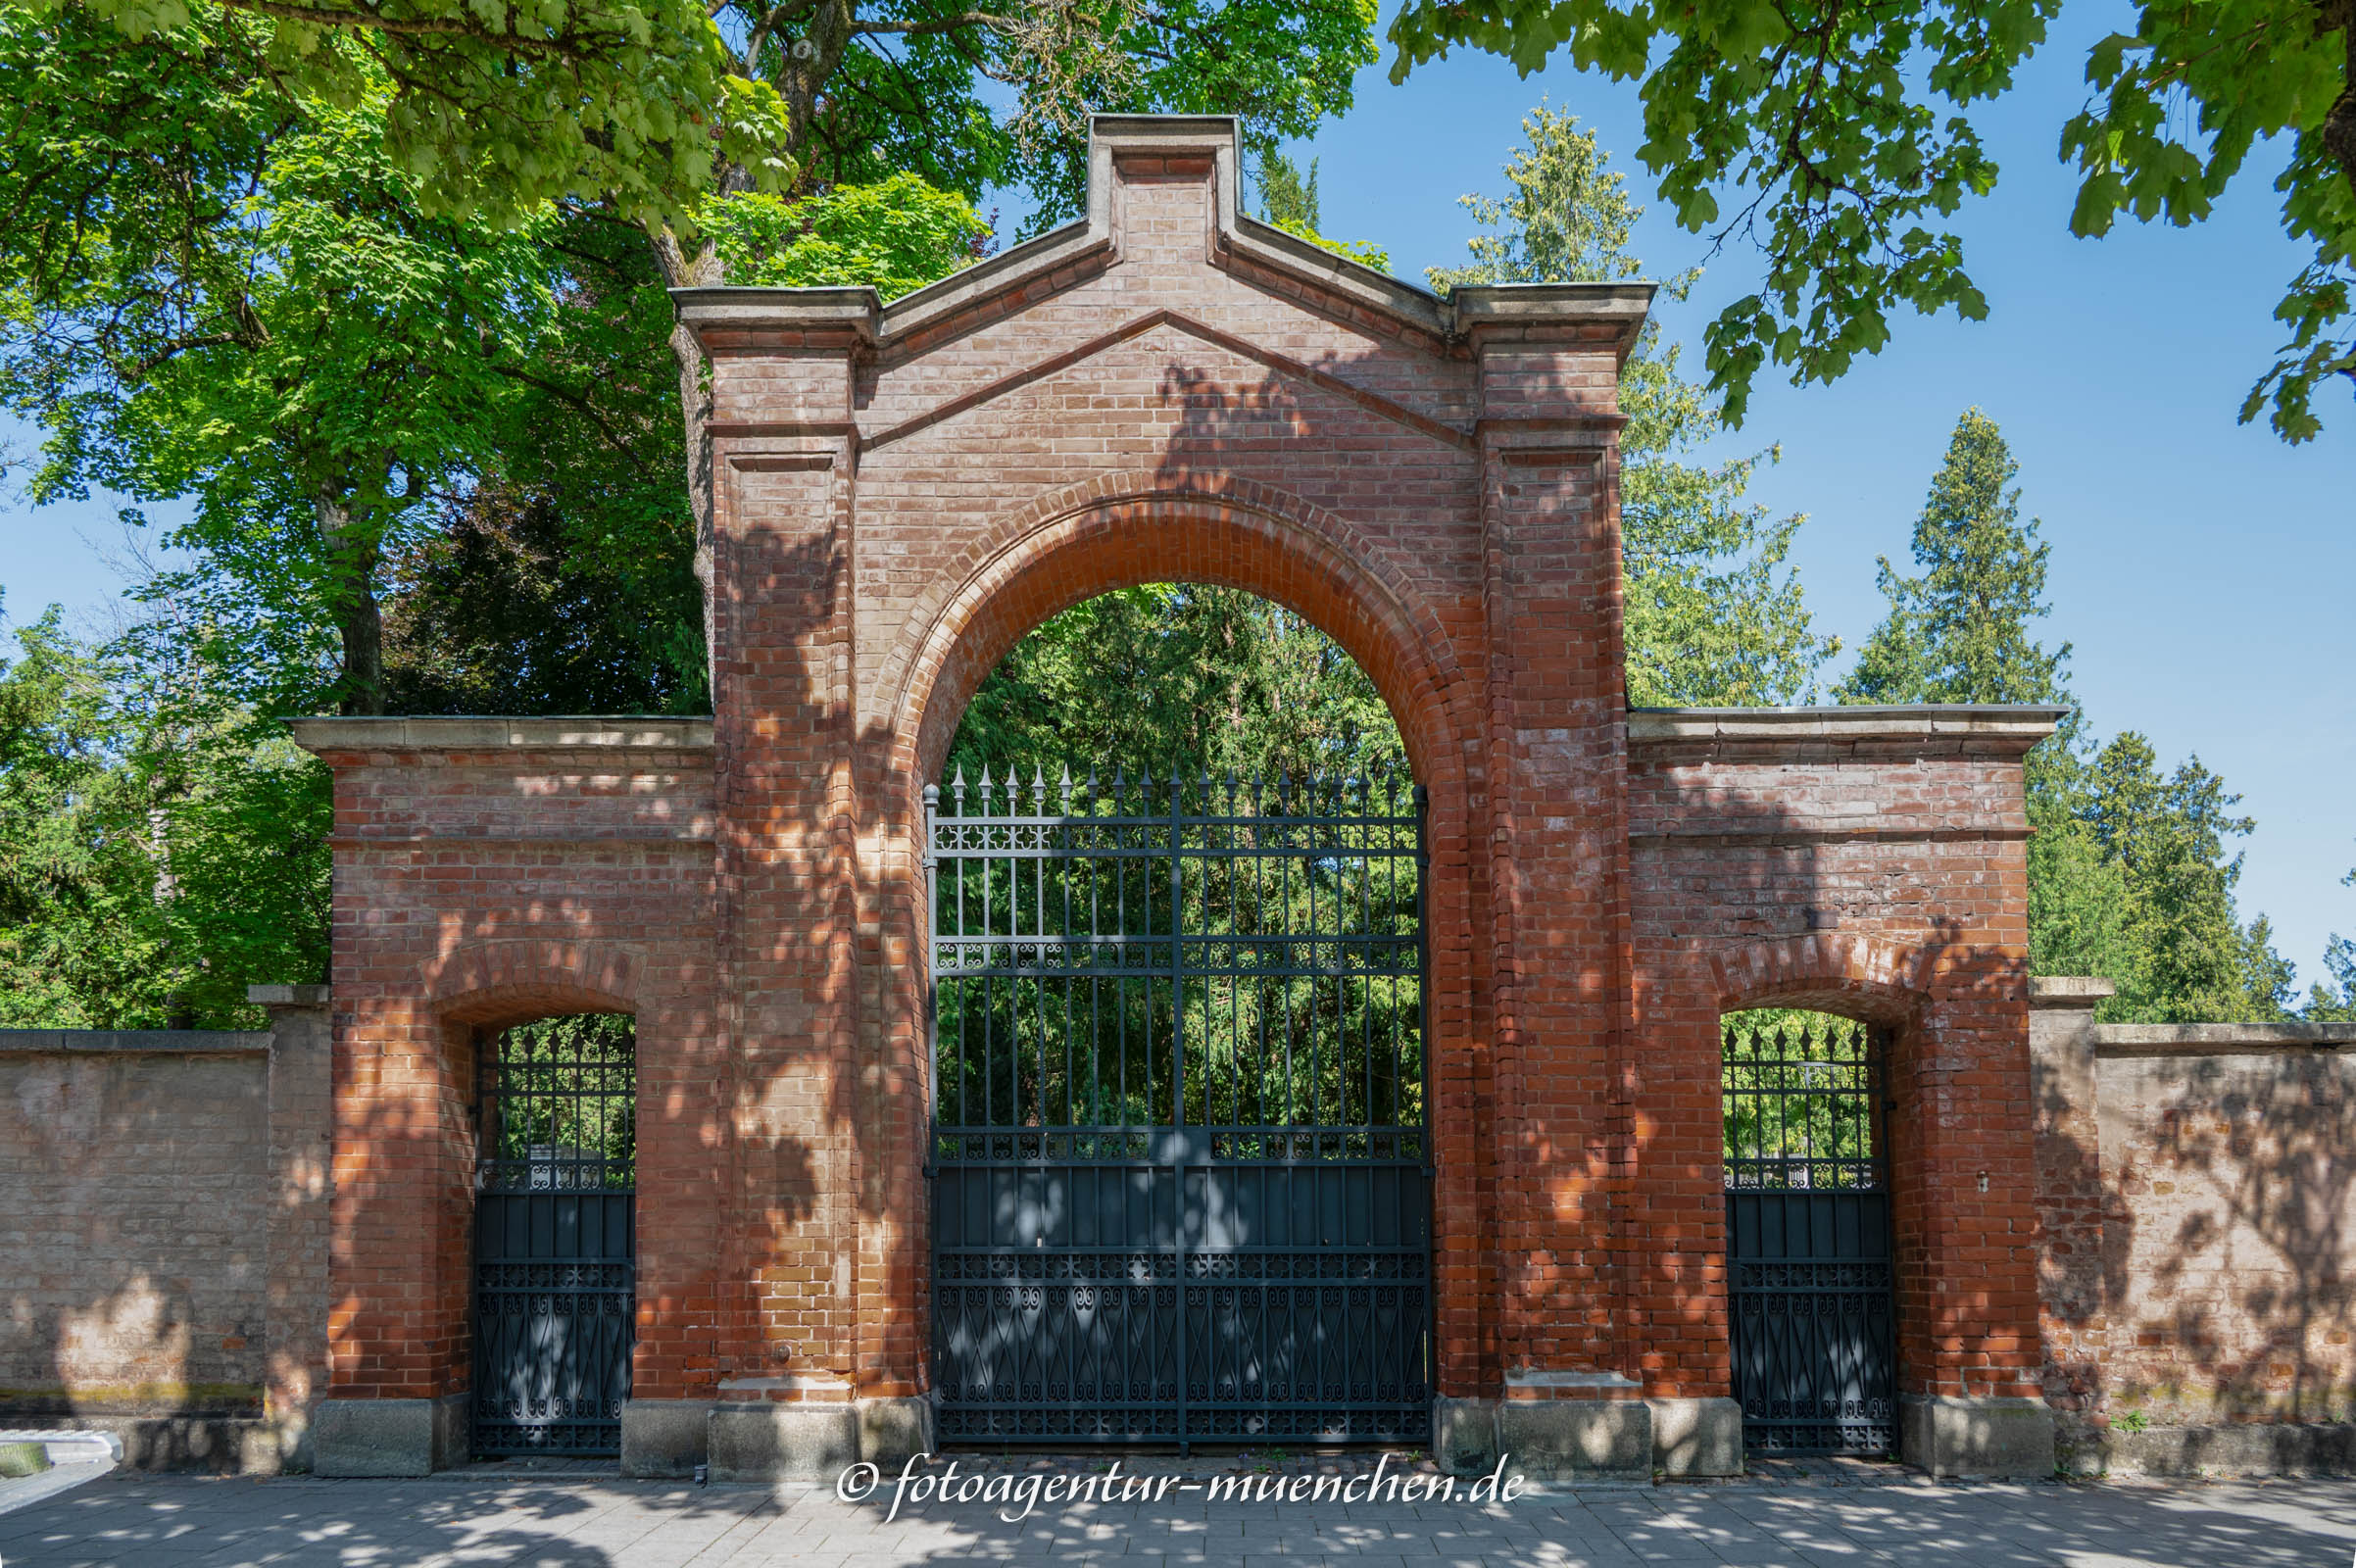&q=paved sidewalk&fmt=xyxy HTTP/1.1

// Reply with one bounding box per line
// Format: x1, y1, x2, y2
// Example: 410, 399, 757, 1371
2, 1462, 2351, 1567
